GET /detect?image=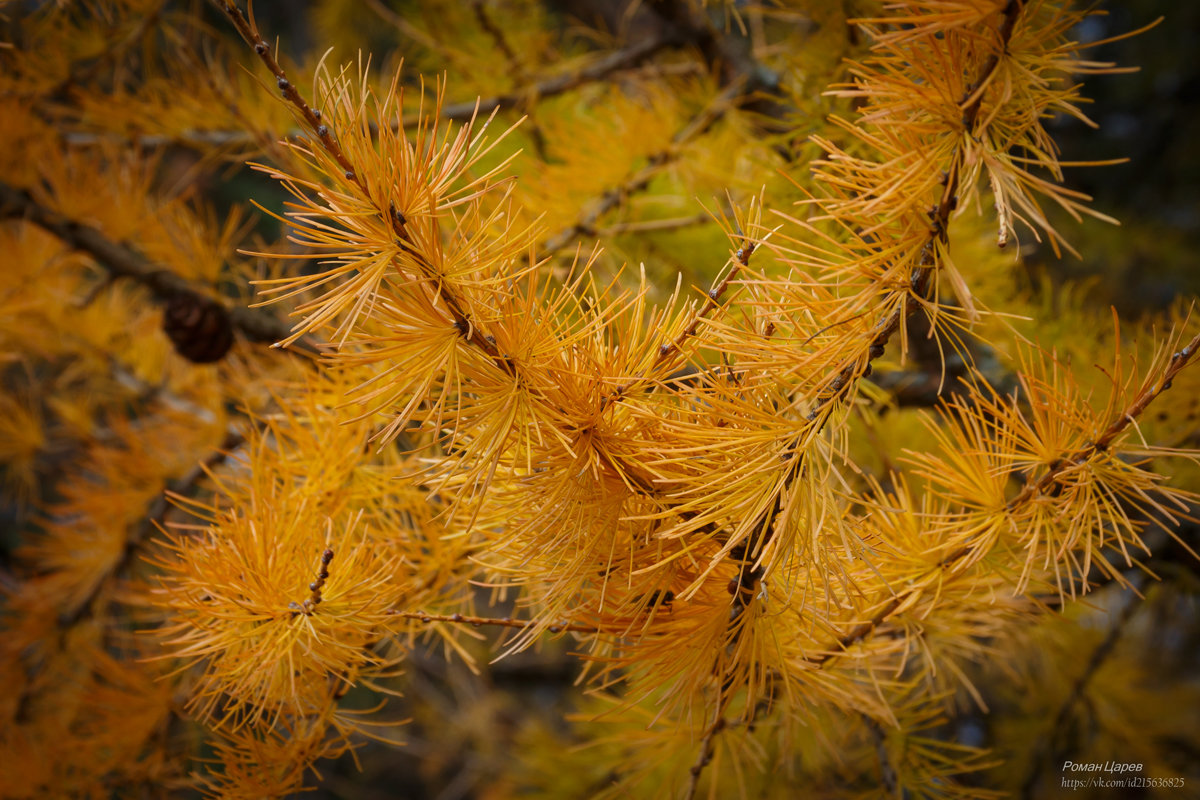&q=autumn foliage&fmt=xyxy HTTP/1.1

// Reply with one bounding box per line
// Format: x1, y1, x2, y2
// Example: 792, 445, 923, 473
1, 1, 1198, 798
